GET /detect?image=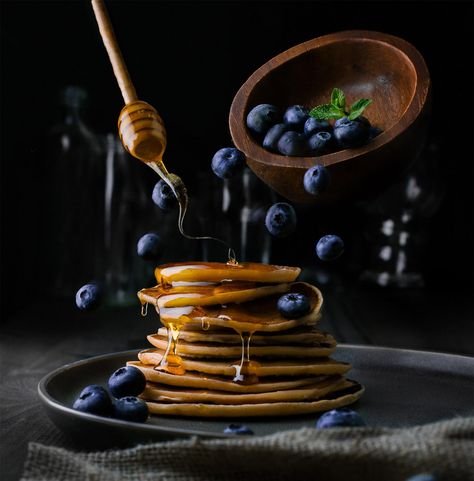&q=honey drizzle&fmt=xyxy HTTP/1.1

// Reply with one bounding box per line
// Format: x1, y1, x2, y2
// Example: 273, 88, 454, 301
231, 331, 259, 385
